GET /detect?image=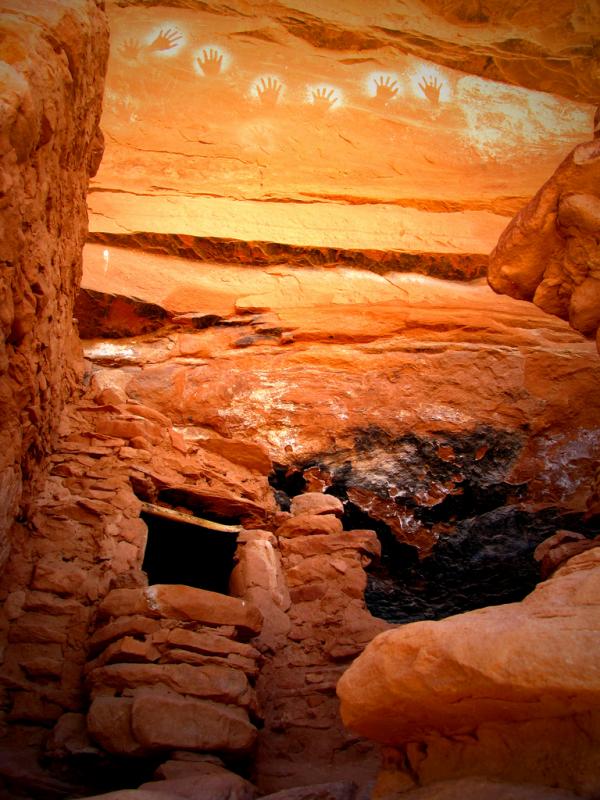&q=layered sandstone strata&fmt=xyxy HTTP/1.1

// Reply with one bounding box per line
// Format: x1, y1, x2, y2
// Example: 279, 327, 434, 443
82, 245, 600, 535
89, 1, 595, 265
0, 0, 109, 566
